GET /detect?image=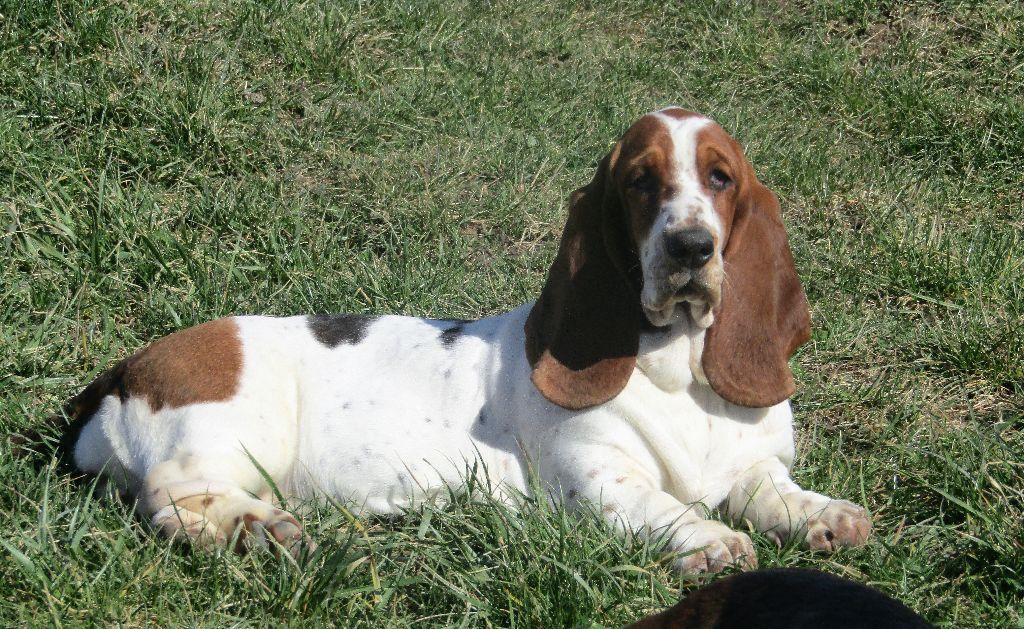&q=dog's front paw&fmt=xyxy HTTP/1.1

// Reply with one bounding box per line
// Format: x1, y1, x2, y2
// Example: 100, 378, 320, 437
671, 521, 758, 574
804, 499, 871, 552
